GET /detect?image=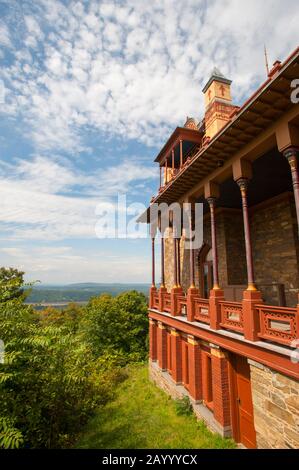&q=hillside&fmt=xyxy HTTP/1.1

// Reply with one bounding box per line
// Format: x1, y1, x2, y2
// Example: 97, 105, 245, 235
26, 283, 150, 303
75, 365, 235, 449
